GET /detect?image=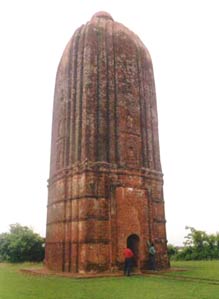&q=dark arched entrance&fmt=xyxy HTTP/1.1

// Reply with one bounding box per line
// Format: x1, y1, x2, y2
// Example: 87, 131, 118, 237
127, 234, 140, 267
